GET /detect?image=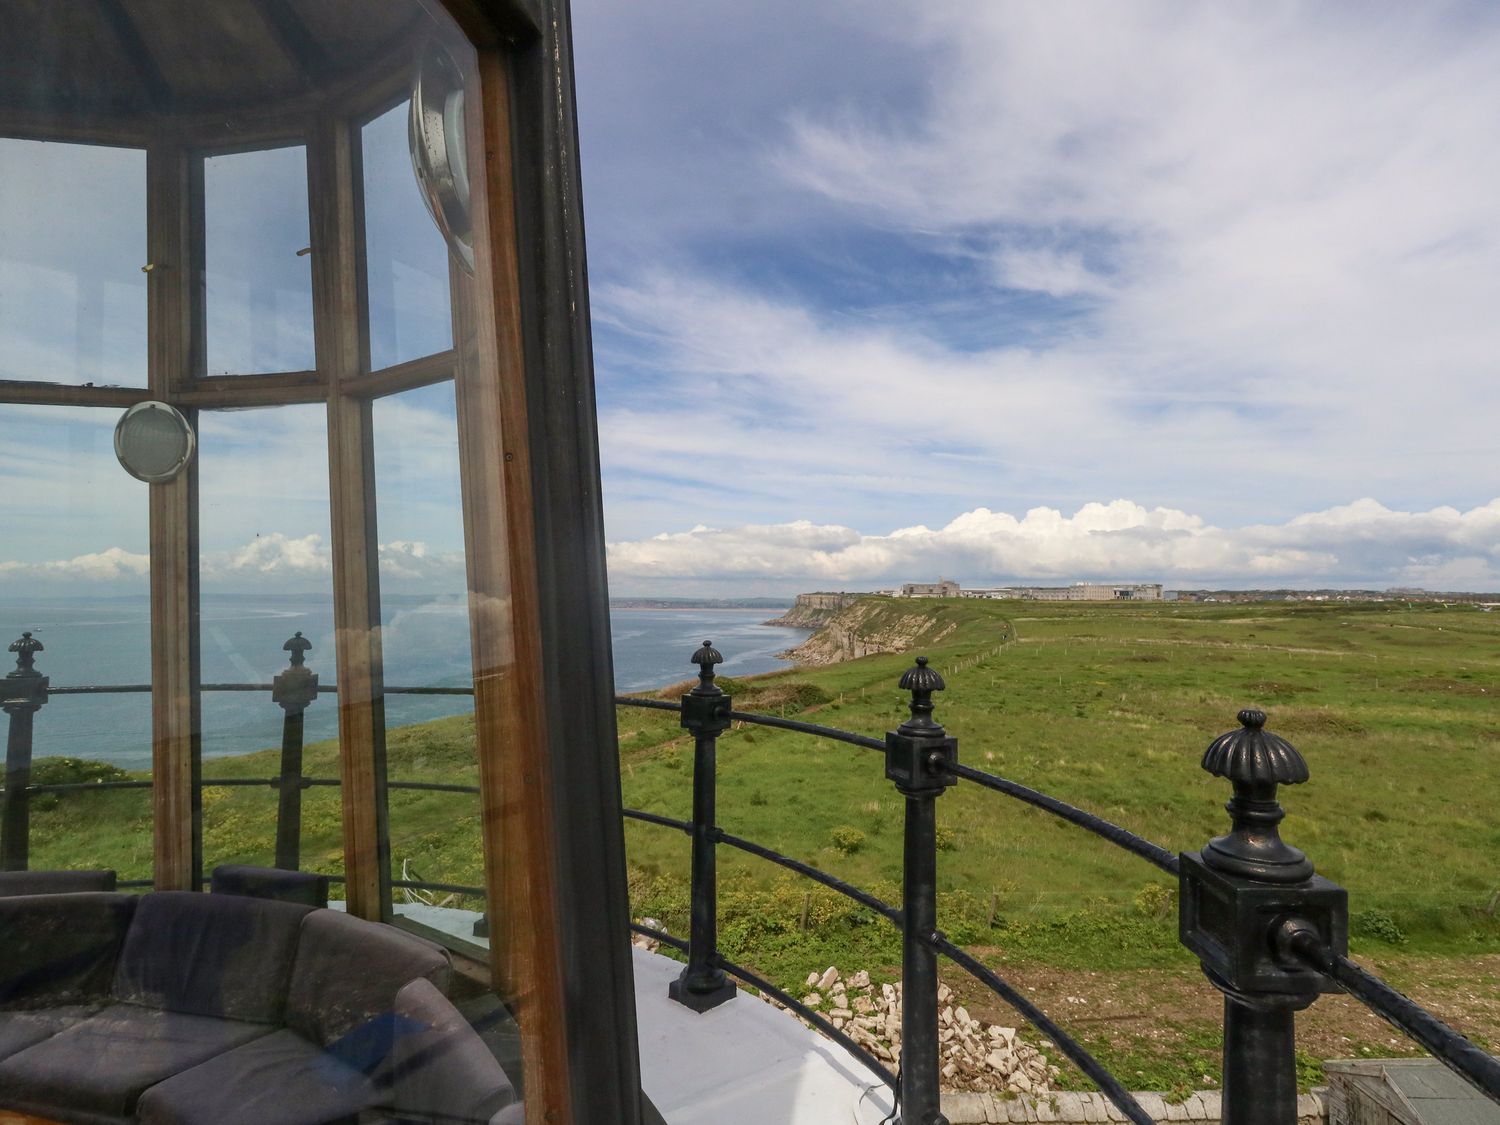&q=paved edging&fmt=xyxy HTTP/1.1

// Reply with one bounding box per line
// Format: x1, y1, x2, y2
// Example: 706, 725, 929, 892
939, 1089, 1327, 1123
